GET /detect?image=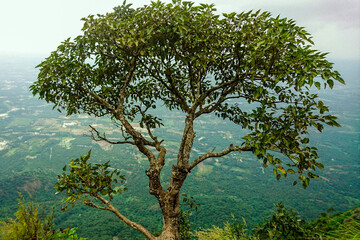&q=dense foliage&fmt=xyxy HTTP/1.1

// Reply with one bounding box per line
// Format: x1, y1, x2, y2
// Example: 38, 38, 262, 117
55, 150, 127, 211
2, 198, 358, 240
0, 196, 84, 240
29, 0, 344, 239
0, 196, 54, 239
195, 204, 360, 240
